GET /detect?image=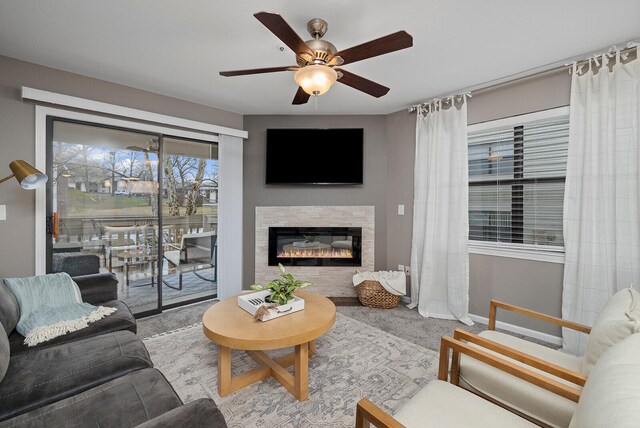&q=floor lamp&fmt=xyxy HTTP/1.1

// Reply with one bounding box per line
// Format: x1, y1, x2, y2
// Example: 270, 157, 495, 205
0, 160, 48, 189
